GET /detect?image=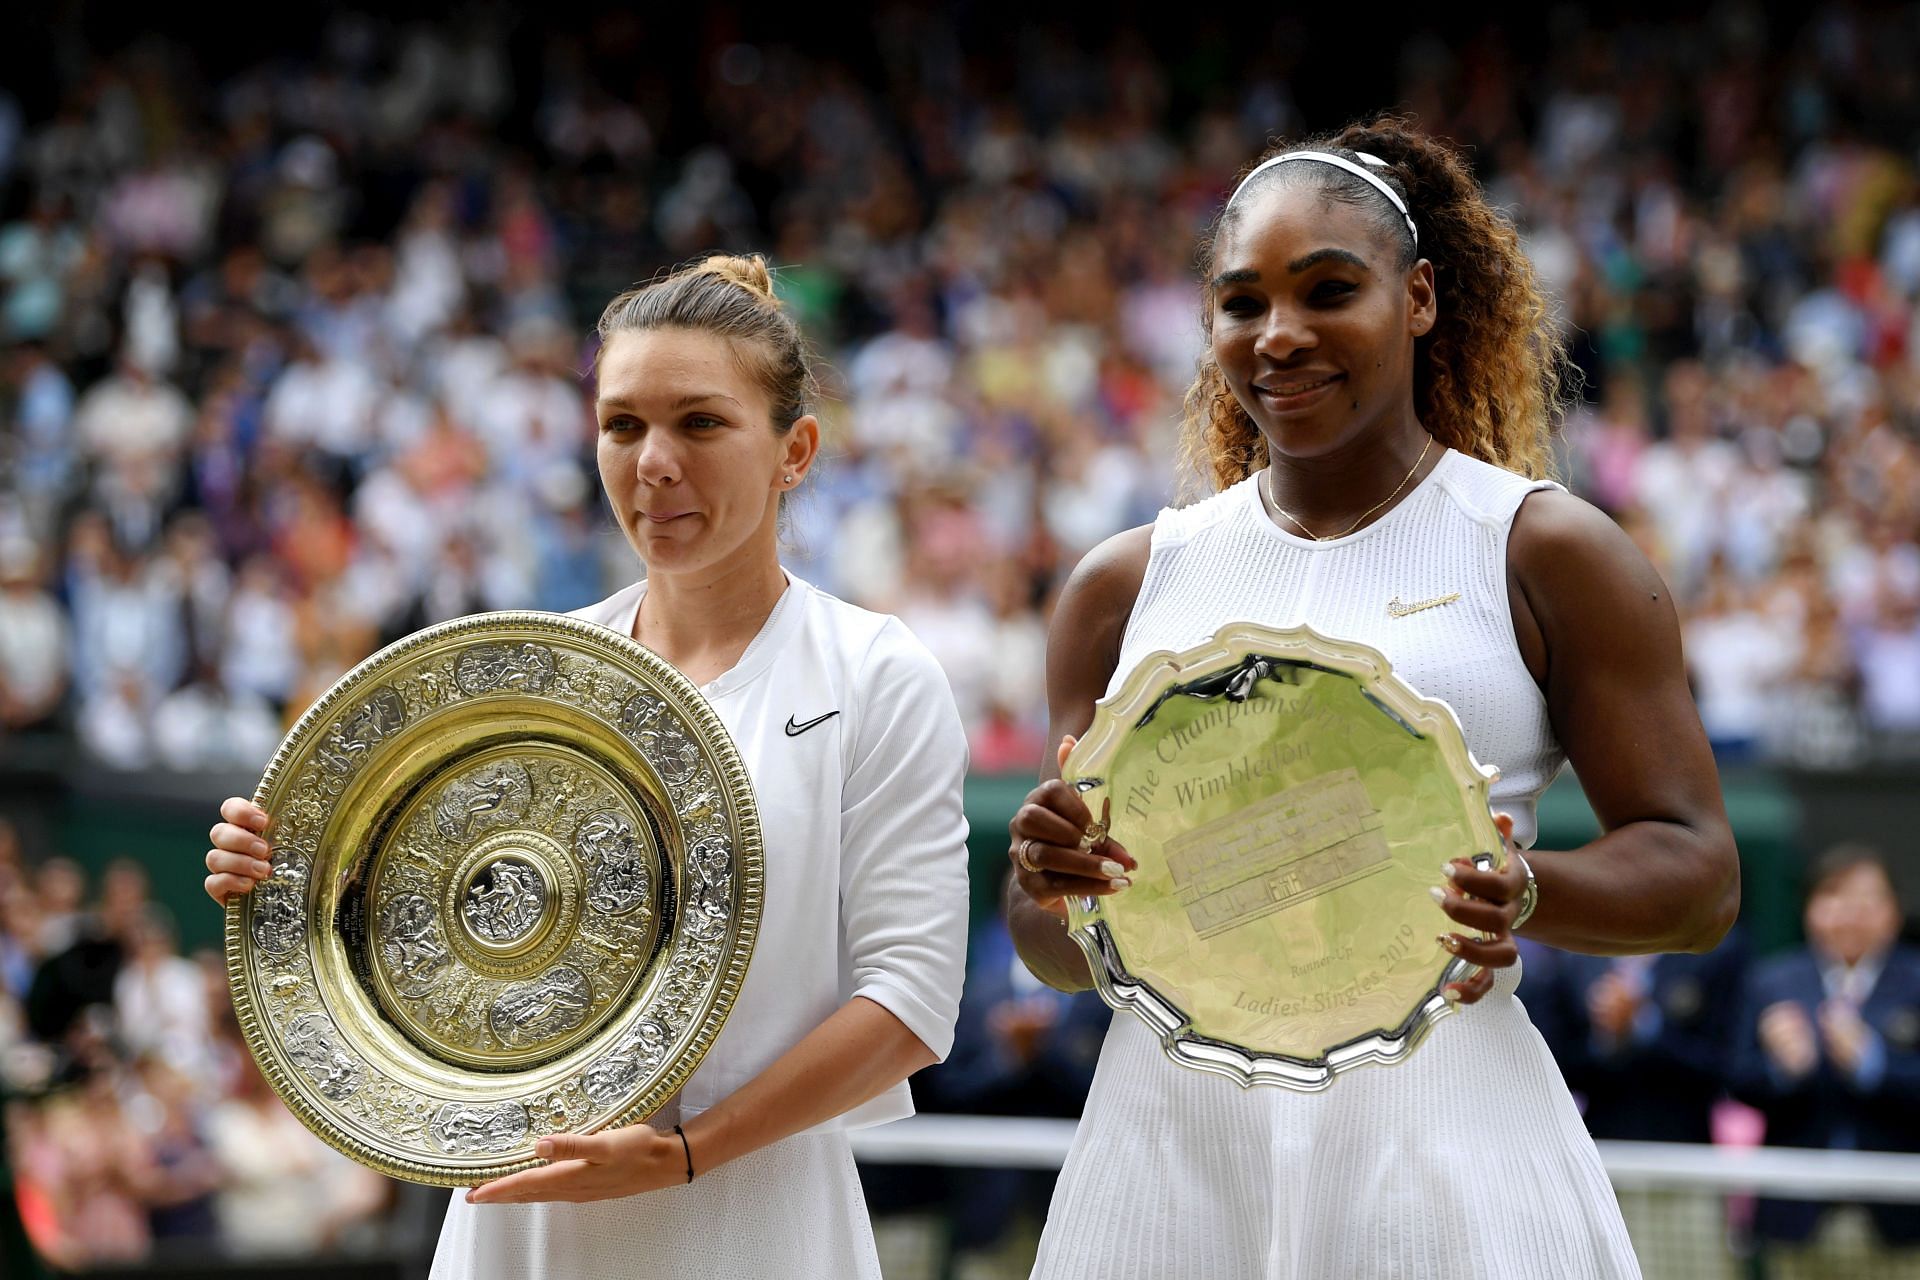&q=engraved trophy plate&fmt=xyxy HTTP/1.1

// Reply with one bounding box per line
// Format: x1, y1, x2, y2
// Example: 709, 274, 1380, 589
225, 612, 762, 1185
1062, 622, 1504, 1091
